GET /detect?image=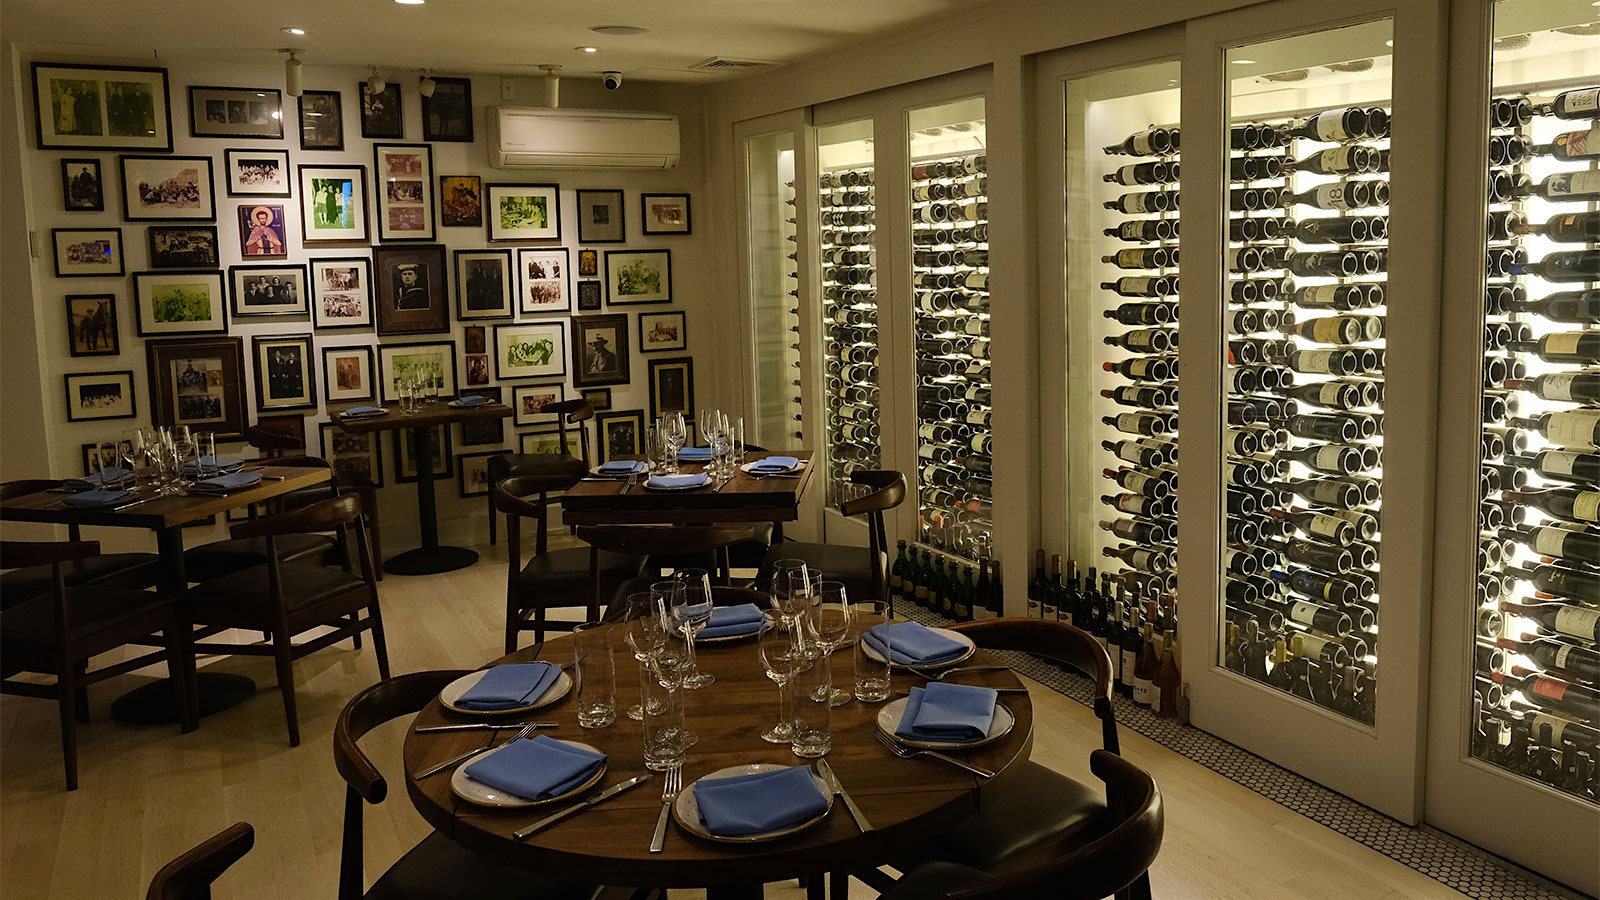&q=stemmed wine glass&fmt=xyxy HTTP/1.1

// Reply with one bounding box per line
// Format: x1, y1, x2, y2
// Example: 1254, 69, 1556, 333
808, 581, 855, 706
768, 559, 813, 626
647, 611, 698, 751
671, 569, 717, 689
757, 612, 804, 744
661, 412, 686, 474
620, 592, 665, 721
